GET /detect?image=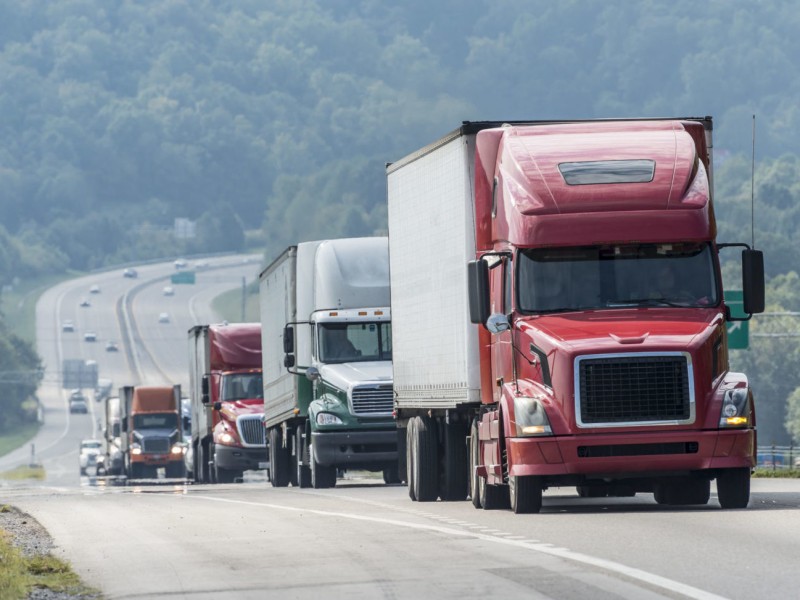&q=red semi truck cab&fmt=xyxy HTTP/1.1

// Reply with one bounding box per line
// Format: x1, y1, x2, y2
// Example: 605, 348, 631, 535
388, 118, 765, 513
189, 324, 266, 484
